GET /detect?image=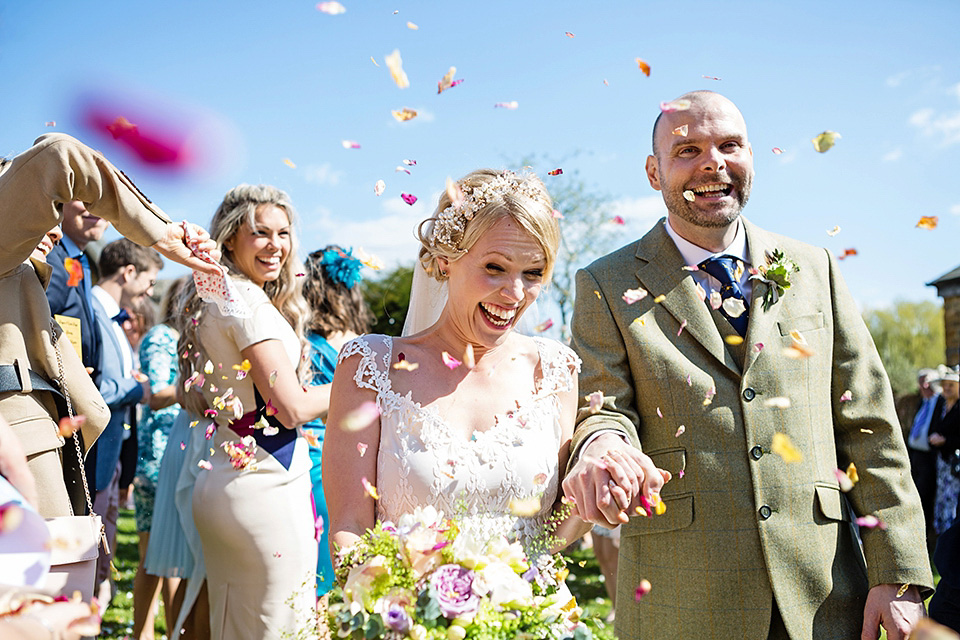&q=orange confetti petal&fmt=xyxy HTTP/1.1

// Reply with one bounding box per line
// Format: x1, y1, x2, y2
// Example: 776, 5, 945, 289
916, 216, 938, 230
361, 476, 380, 500
672, 125, 688, 136
635, 58, 651, 76
391, 107, 418, 122
837, 248, 858, 260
